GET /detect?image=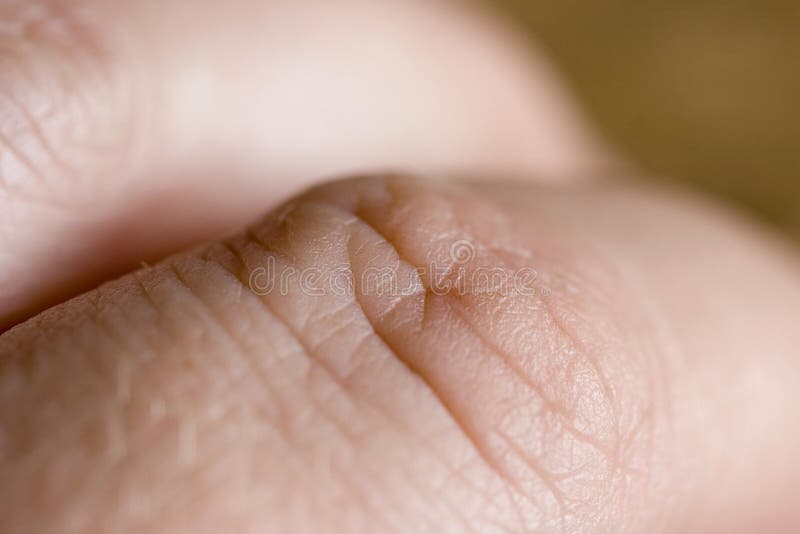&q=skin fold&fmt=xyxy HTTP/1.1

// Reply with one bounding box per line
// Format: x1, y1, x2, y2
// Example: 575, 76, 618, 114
2, 176, 800, 533
1, 1, 799, 533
